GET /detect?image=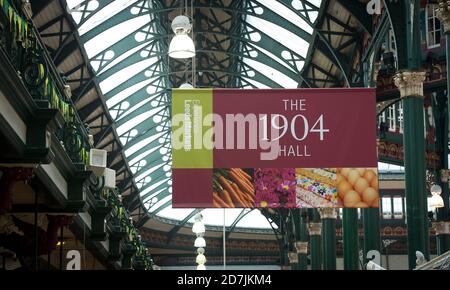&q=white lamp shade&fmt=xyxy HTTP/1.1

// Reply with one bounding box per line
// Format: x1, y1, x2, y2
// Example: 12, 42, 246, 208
431, 184, 442, 195
196, 254, 206, 265
179, 83, 193, 88
194, 236, 206, 248
430, 194, 444, 208
197, 264, 206, 270
192, 221, 205, 235
169, 34, 195, 59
